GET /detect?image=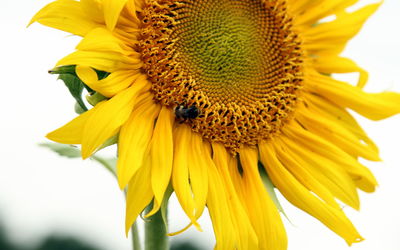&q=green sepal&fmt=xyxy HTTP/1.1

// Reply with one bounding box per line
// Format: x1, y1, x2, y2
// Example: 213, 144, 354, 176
58, 72, 88, 112
49, 65, 110, 112
50, 65, 88, 112
97, 134, 119, 151
86, 92, 107, 106
160, 184, 174, 231
74, 102, 86, 114
39, 142, 117, 177
48, 65, 76, 75
95, 70, 110, 80
258, 162, 291, 222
